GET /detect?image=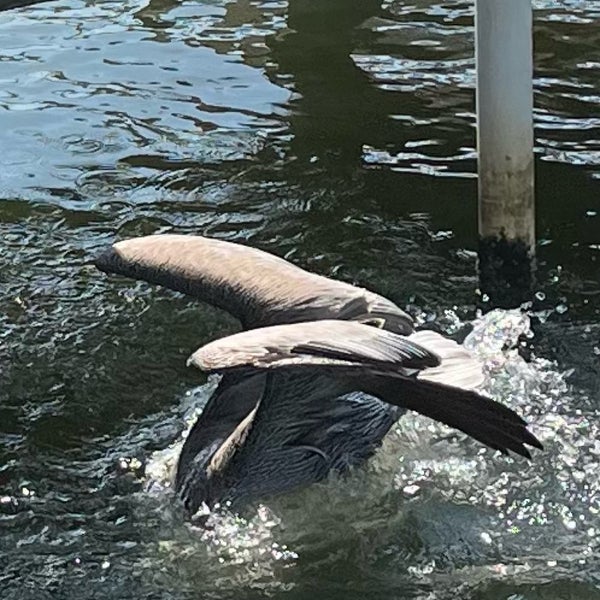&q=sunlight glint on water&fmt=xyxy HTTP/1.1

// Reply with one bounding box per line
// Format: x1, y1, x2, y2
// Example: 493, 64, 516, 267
138, 309, 599, 592
1, 0, 598, 597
